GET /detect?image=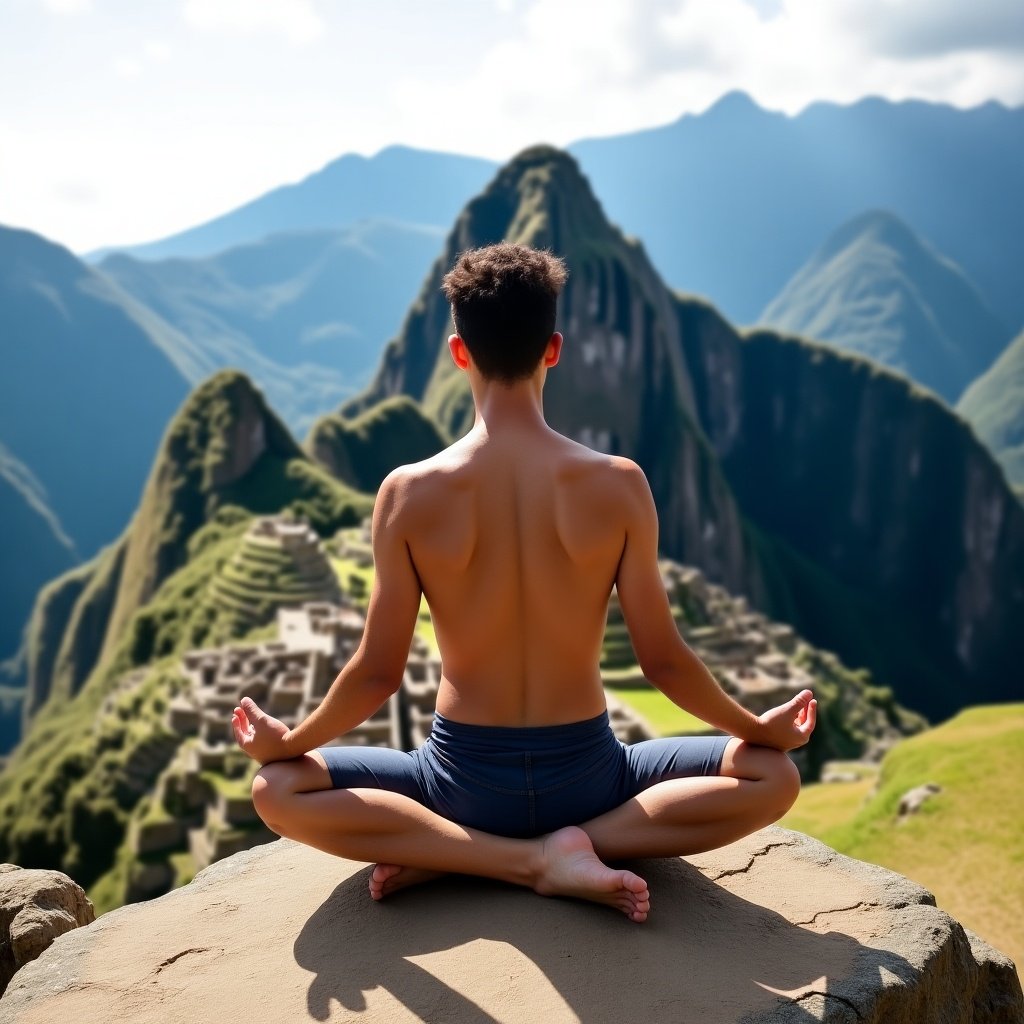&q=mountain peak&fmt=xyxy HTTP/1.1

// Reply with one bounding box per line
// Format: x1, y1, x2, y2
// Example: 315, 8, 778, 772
704, 90, 762, 118
819, 208, 921, 261
760, 208, 1009, 402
